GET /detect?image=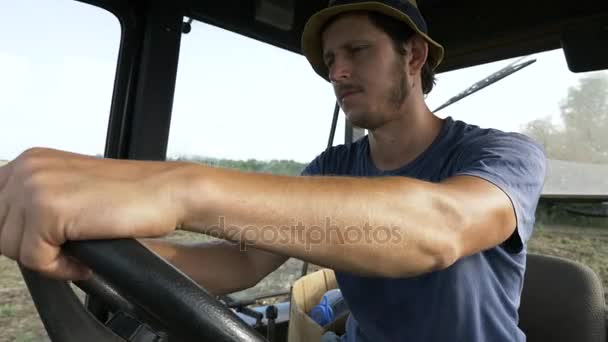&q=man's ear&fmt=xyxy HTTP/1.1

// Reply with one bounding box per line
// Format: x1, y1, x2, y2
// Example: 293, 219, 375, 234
406, 35, 429, 76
